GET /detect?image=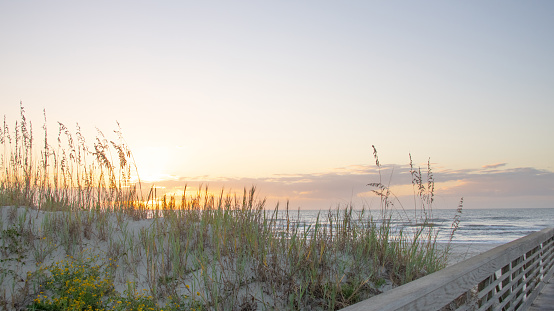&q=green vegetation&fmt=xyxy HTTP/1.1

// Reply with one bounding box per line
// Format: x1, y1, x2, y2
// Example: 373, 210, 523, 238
0, 104, 460, 310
